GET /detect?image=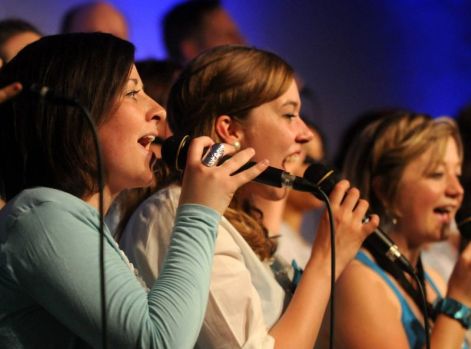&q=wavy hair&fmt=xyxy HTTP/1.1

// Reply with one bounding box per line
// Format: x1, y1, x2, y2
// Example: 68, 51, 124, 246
167, 45, 295, 260
343, 111, 463, 228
